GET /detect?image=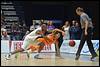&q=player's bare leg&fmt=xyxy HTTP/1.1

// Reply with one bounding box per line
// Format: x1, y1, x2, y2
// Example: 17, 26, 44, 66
5, 48, 25, 60
34, 42, 45, 59
5, 40, 39, 60
55, 41, 61, 57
